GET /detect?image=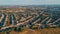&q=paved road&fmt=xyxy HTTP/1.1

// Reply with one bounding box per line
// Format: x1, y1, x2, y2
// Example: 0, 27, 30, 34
9, 14, 12, 24
0, 14, 6, 27
12, 14, 17, 25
